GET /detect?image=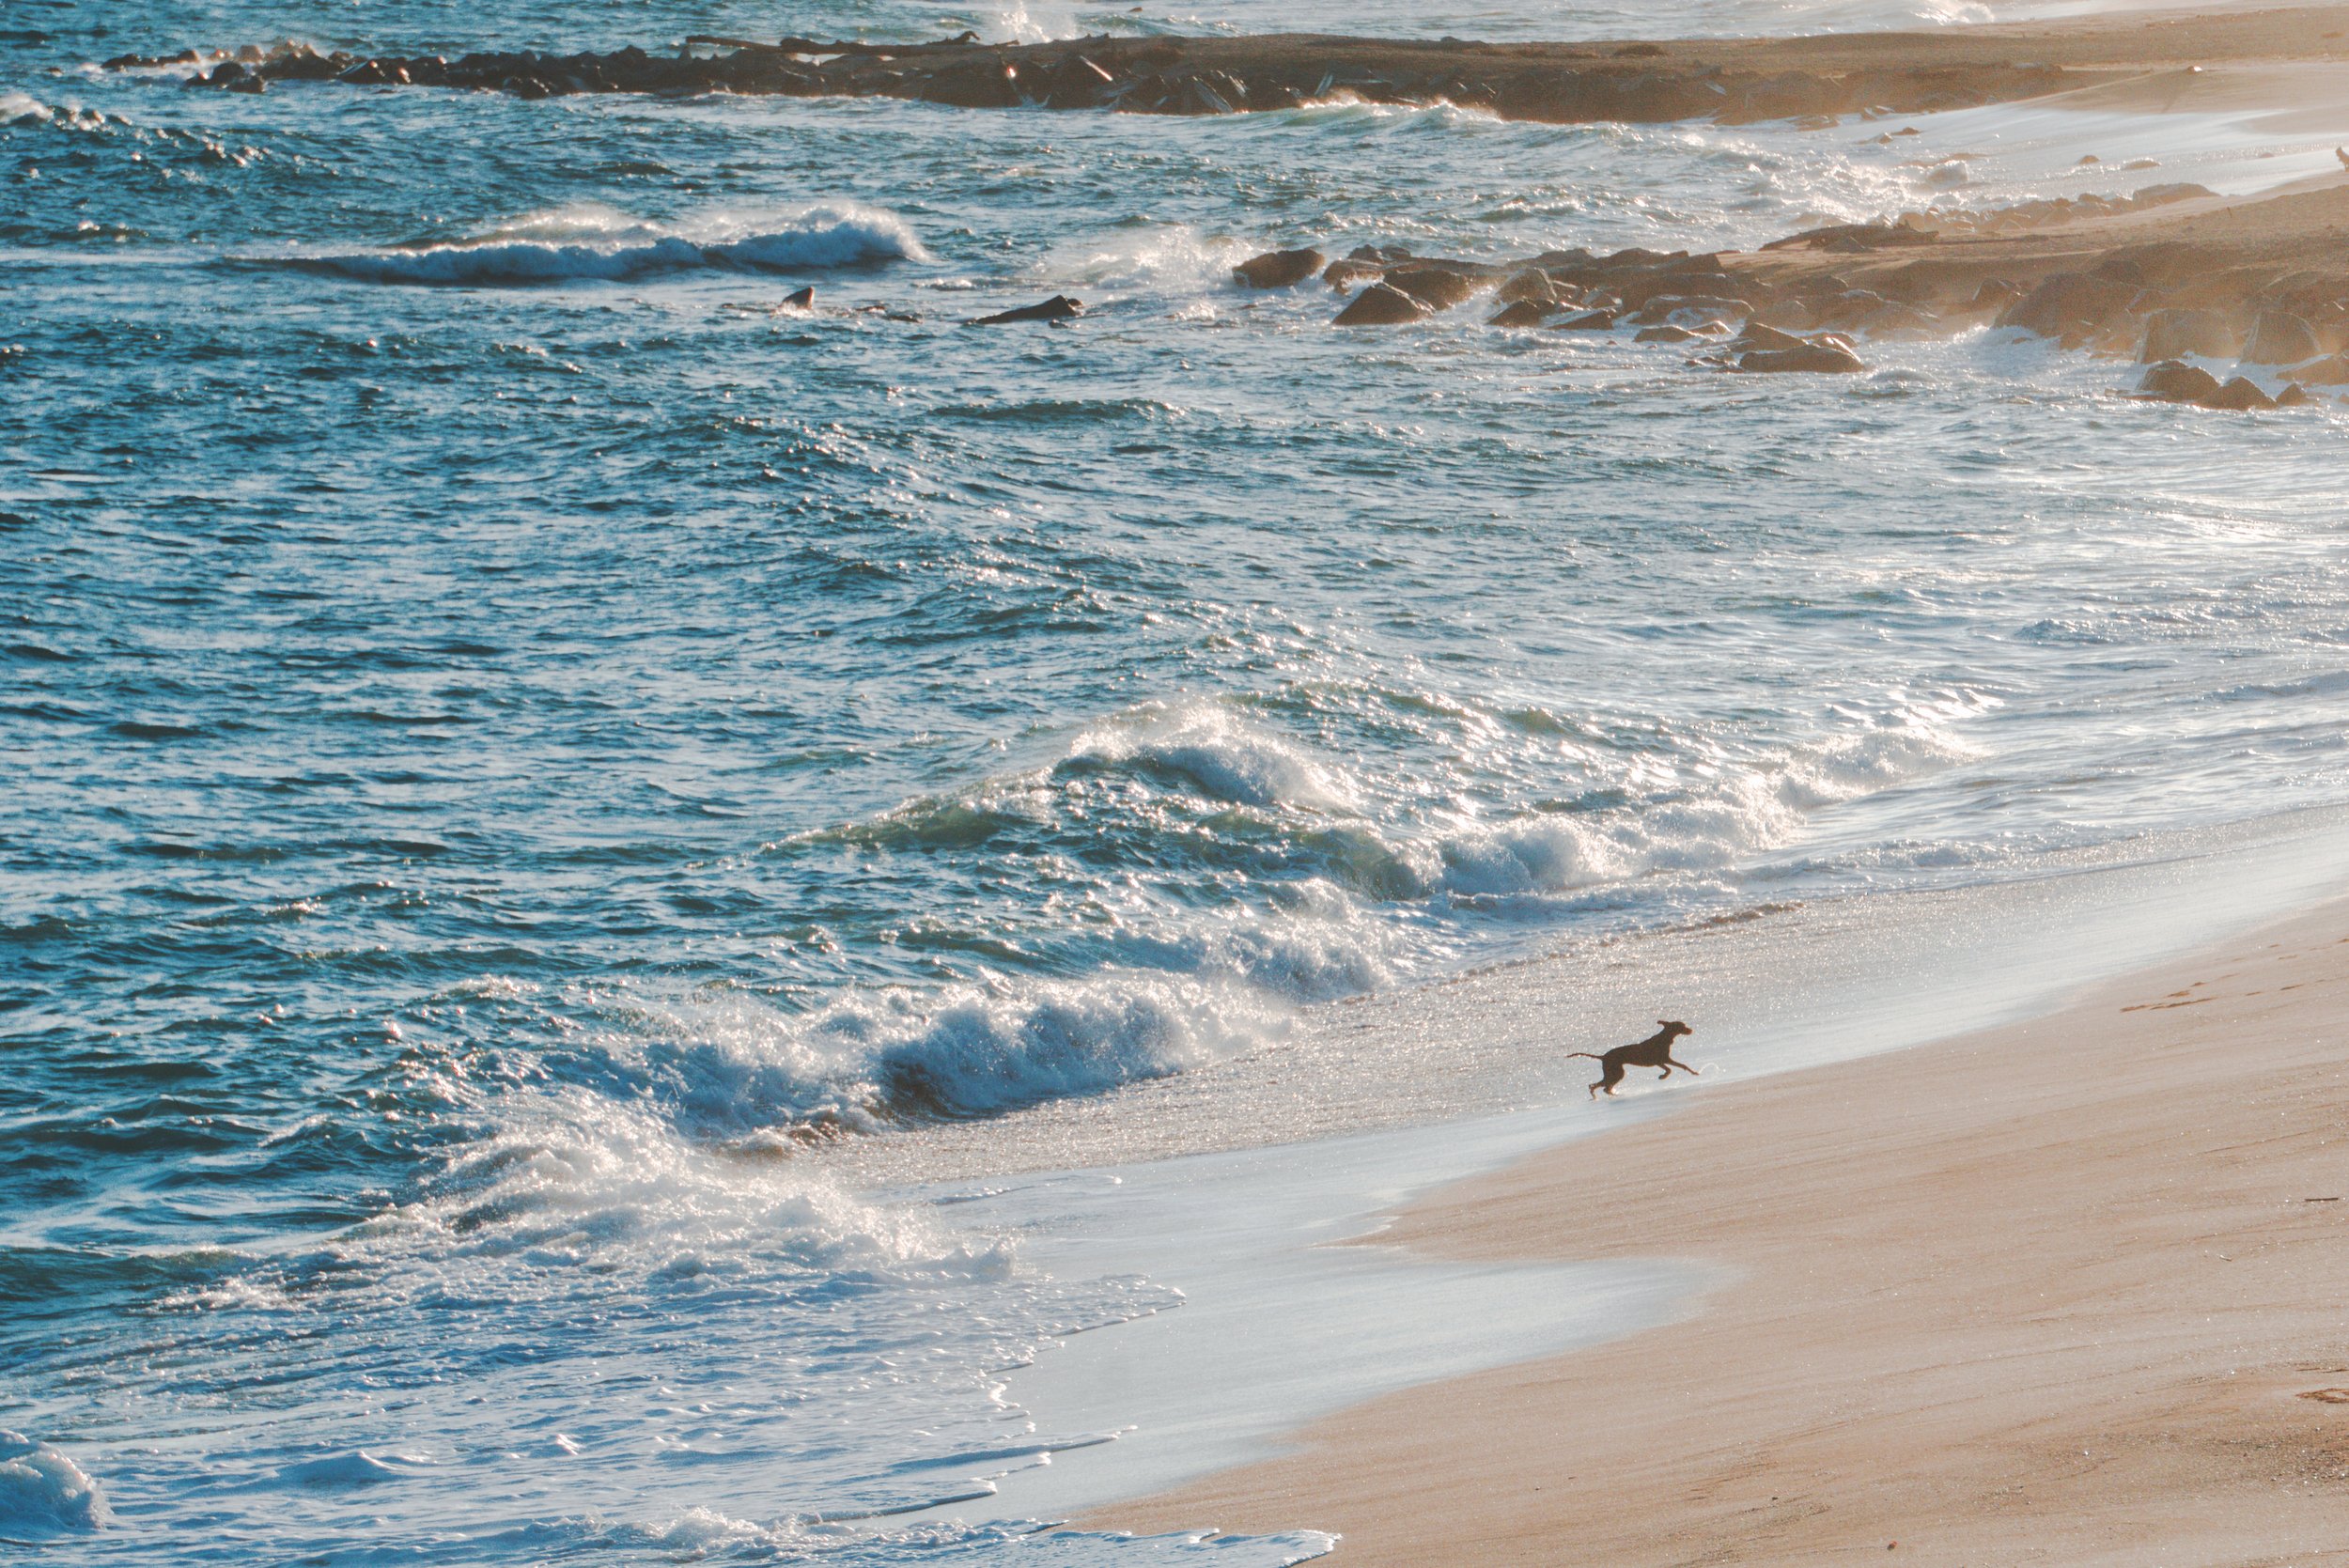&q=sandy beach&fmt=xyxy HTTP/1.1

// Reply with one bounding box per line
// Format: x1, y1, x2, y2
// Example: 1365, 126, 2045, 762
1103, 893, 2349, 1562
